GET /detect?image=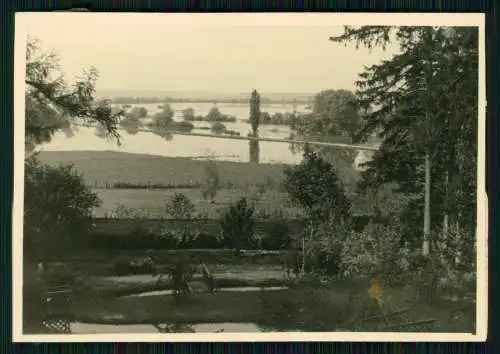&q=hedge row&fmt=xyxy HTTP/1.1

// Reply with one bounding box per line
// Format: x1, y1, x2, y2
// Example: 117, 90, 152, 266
86, 220, 295, 251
